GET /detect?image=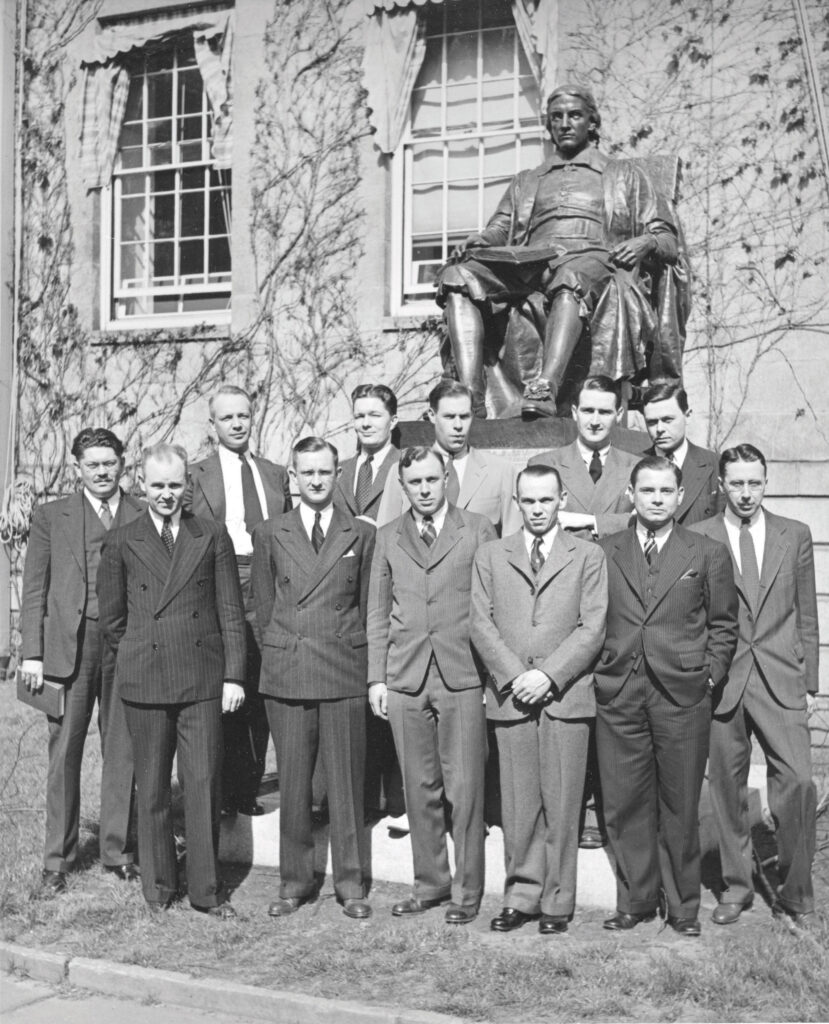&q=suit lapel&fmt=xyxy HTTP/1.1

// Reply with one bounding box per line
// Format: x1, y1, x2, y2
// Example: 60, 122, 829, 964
253, 457, 284, 518
506, 531, 534, 587
457, 449, 486, 509
676, 444, 706, 522
397, 511, 427, 569
298, 508, 360, 601
368, 447, 399, 509
643, 528, 694, 620
194, 454, 225, 520
60, 492, 87, 575
157, 514, 210, 612
127, 512, 176, 585
558, 443, 594, 511
535, 529, 574, 593
115, 492, 145, 527
611, 530, 646, 609
592, 446, 630, 513
757, 514, 786, 616
275, 508, 318, 579
427, 505, 464, 569
338, 459, 359, 515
